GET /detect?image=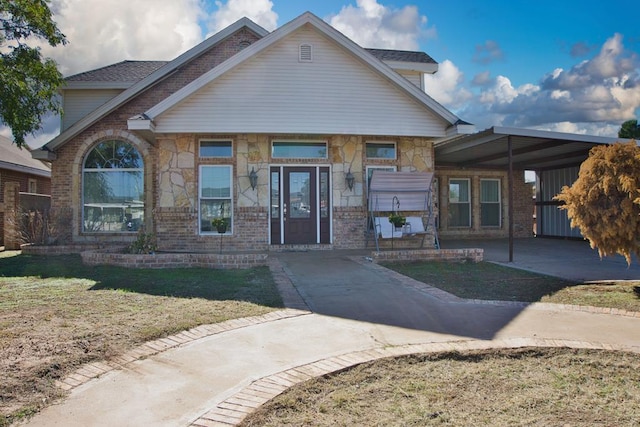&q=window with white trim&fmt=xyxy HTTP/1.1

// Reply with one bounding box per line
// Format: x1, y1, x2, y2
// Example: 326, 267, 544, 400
448, 178, 470, 227
82, 140, 144, 232
481, 179, 501, 227
199, 165, 233, 234
365, 142, 396, 159
200, 140, 232, 158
